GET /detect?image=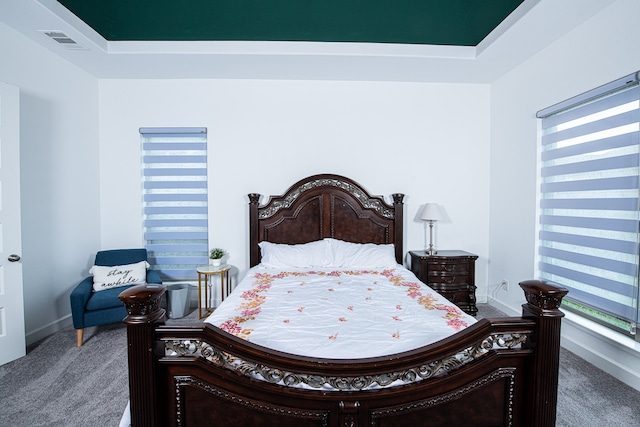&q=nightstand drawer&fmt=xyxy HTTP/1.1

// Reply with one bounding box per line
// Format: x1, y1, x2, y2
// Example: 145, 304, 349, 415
427, 273, 469, 285
428, 262, 469, 275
